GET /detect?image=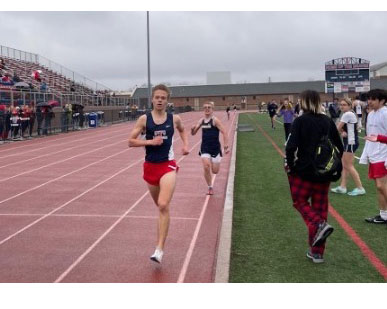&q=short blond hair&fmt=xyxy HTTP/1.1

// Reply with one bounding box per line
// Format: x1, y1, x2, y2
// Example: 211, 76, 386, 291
203, 101, 214, 108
